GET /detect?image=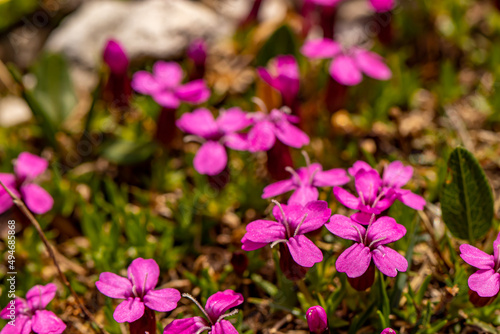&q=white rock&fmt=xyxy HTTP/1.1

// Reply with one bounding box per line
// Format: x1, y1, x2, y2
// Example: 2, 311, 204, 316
0, 96, 32, 127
